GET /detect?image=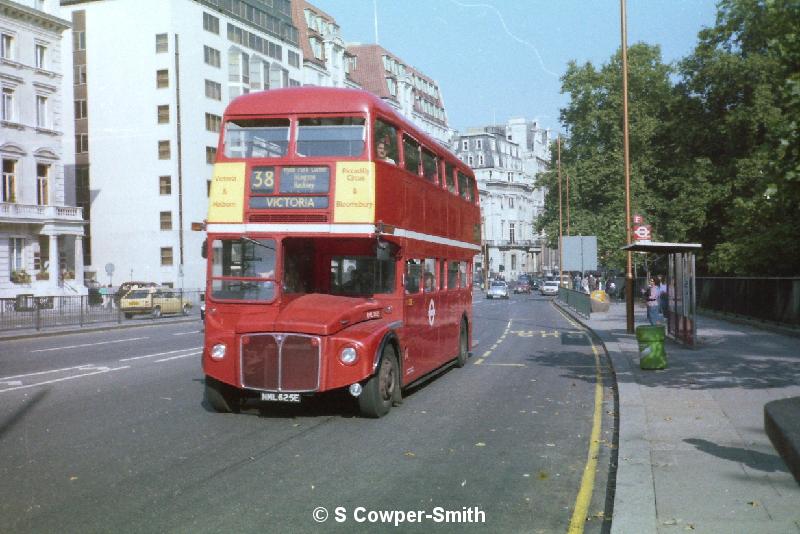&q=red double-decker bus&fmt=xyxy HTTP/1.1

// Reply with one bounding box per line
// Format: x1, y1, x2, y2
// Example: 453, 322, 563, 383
202, 87, 480, 417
